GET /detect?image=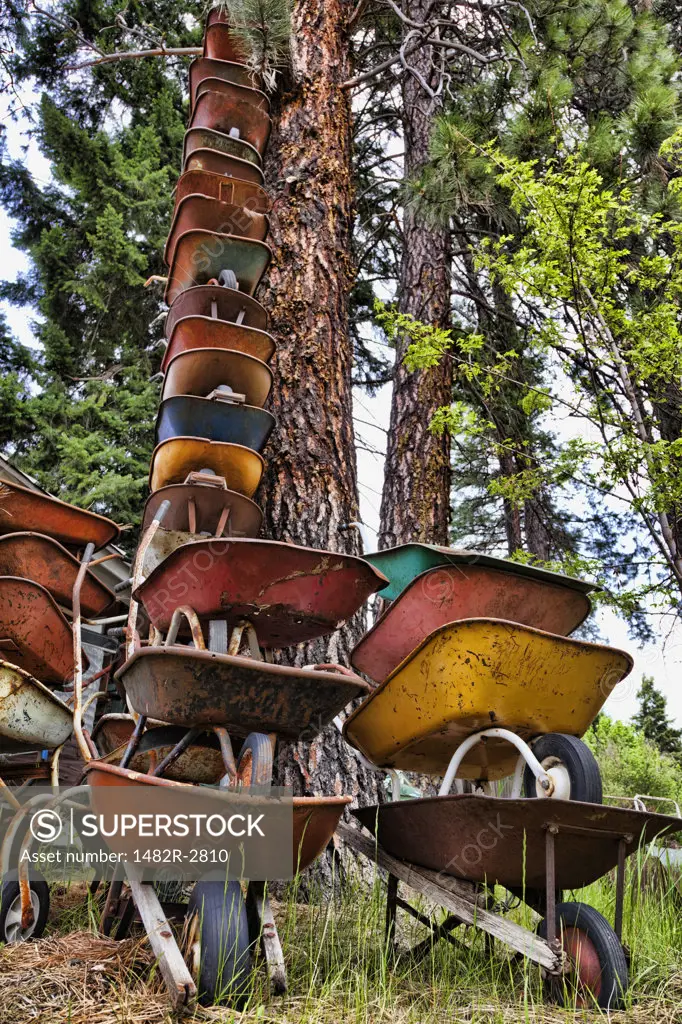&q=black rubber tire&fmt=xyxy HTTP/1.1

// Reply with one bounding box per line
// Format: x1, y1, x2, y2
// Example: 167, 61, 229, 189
187, 880, 253, 1007
0, 871, 50, 943
236, 732, 273, 788
538, 901, 628, 1009
524, 733, 602, 803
